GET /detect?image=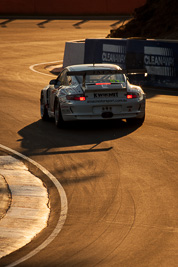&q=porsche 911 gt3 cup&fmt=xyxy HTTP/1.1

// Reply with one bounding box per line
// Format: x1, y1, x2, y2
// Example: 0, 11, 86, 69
40, 64, 146, 127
